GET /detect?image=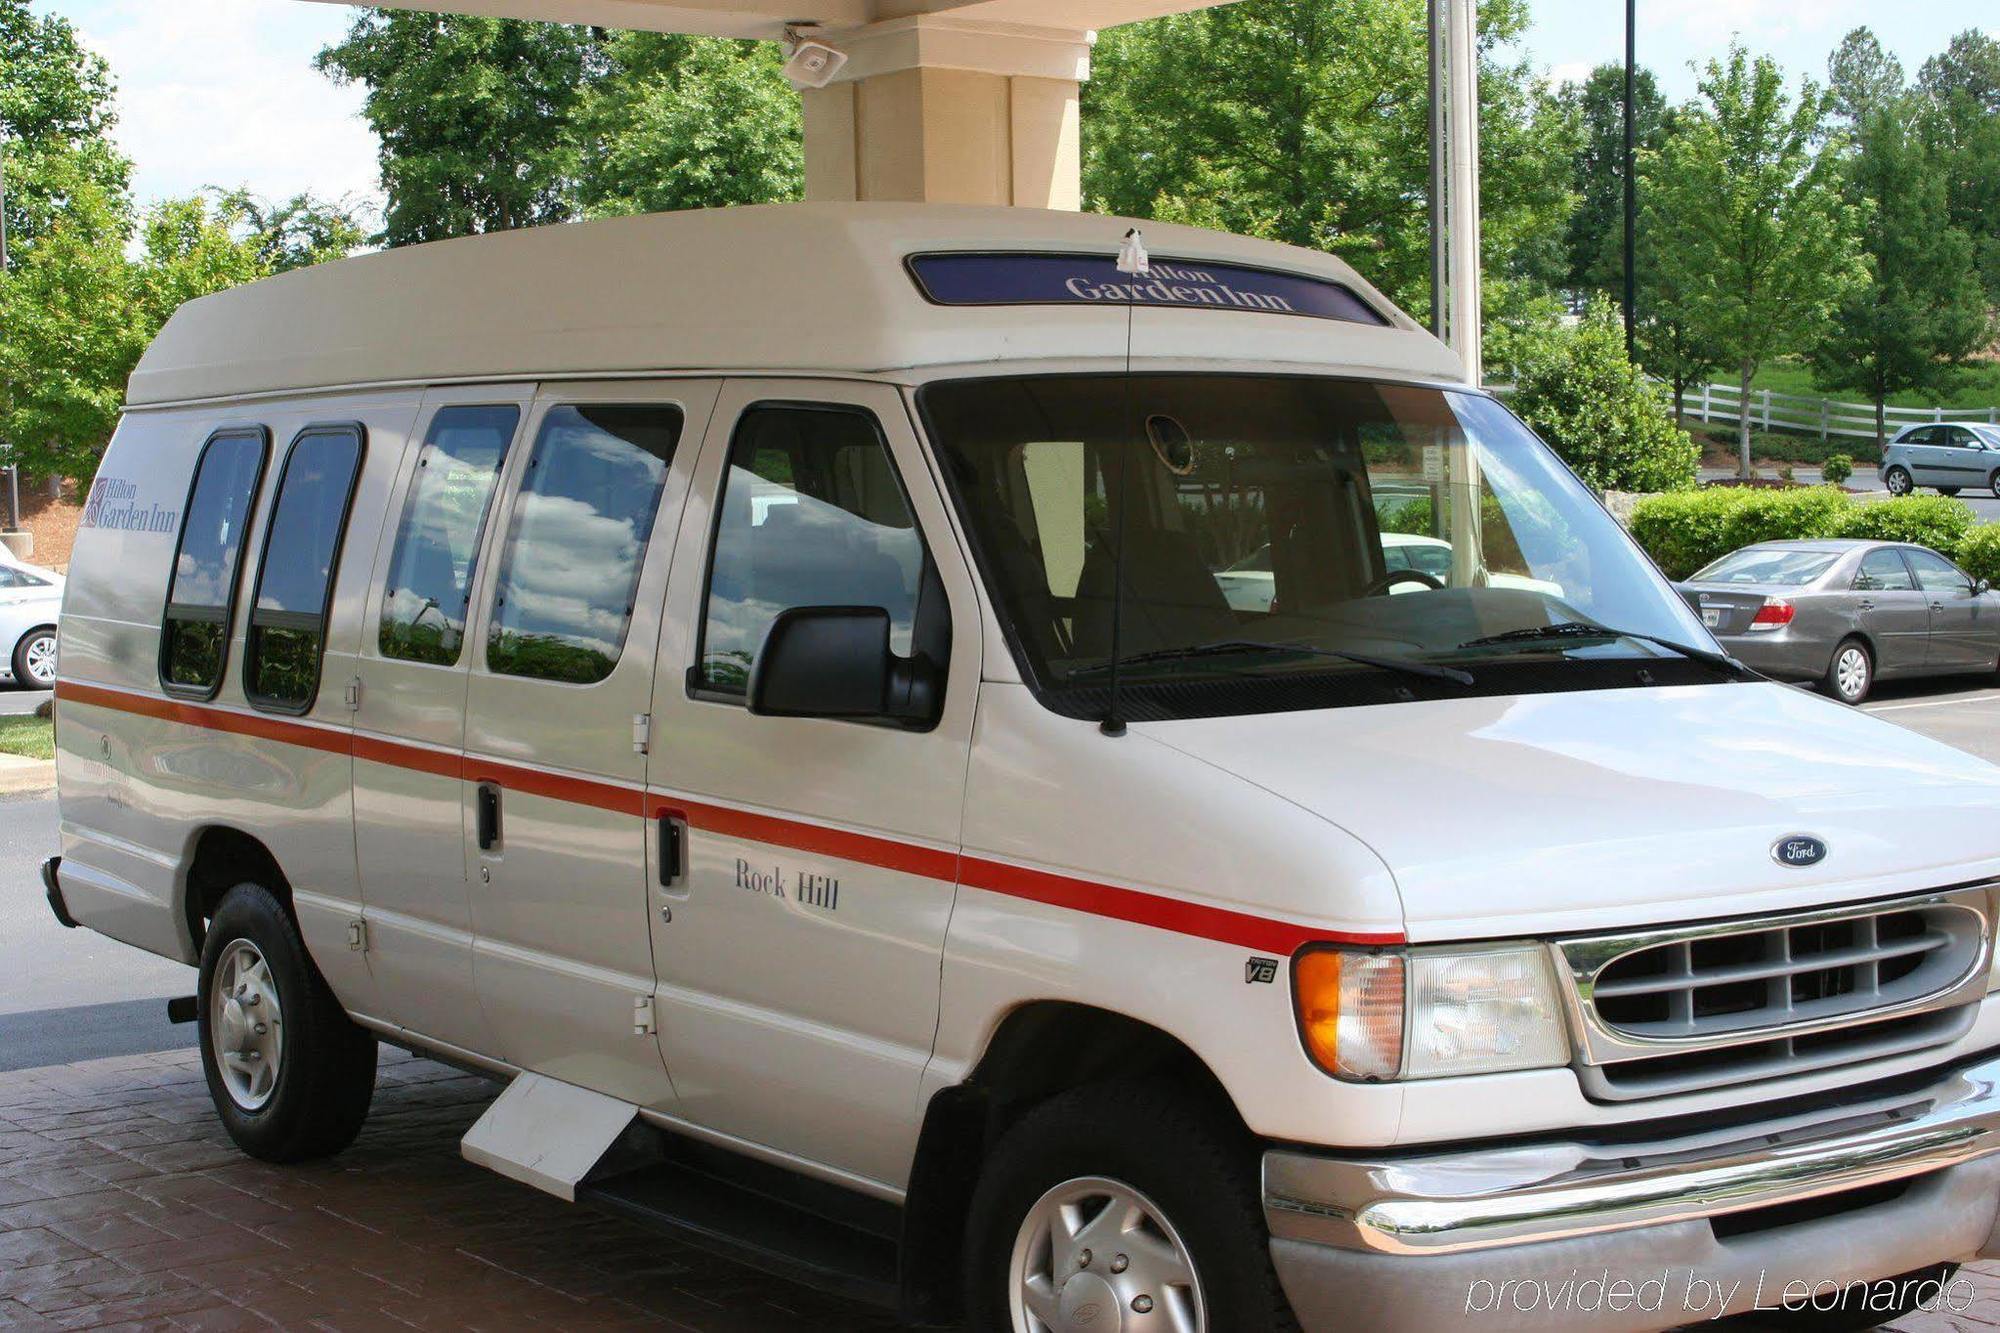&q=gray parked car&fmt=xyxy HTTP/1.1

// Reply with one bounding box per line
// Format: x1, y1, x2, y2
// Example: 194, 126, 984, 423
1879, 422, 2000, 497
1680, 539, 2000, 704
